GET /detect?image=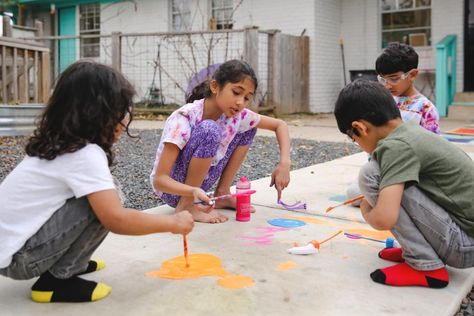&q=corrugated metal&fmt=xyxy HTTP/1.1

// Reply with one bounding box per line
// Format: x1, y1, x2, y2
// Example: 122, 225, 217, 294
0, 104, 44, 136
